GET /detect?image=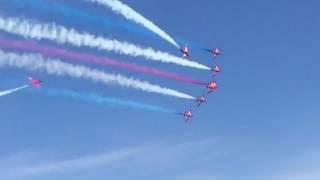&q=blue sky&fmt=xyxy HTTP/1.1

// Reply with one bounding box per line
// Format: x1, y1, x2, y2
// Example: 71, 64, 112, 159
0, 0, 320, 180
